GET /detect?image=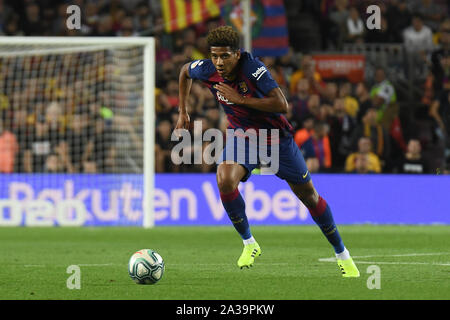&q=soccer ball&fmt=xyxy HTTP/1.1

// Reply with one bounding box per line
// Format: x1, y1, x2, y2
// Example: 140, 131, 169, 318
128, 249, 165, 284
